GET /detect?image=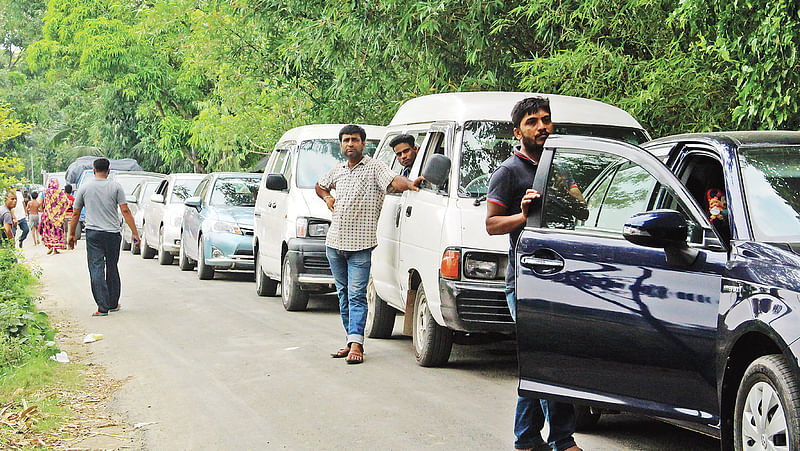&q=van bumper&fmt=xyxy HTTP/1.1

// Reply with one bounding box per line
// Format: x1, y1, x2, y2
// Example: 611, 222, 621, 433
438, 278, 515, 333
286, 238, 337, 291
